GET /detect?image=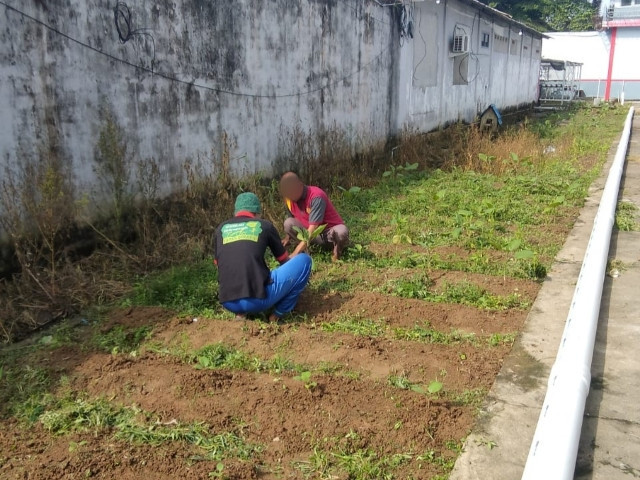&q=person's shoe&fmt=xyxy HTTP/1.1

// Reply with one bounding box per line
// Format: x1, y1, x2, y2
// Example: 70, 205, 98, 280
234, 314, 247, 321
